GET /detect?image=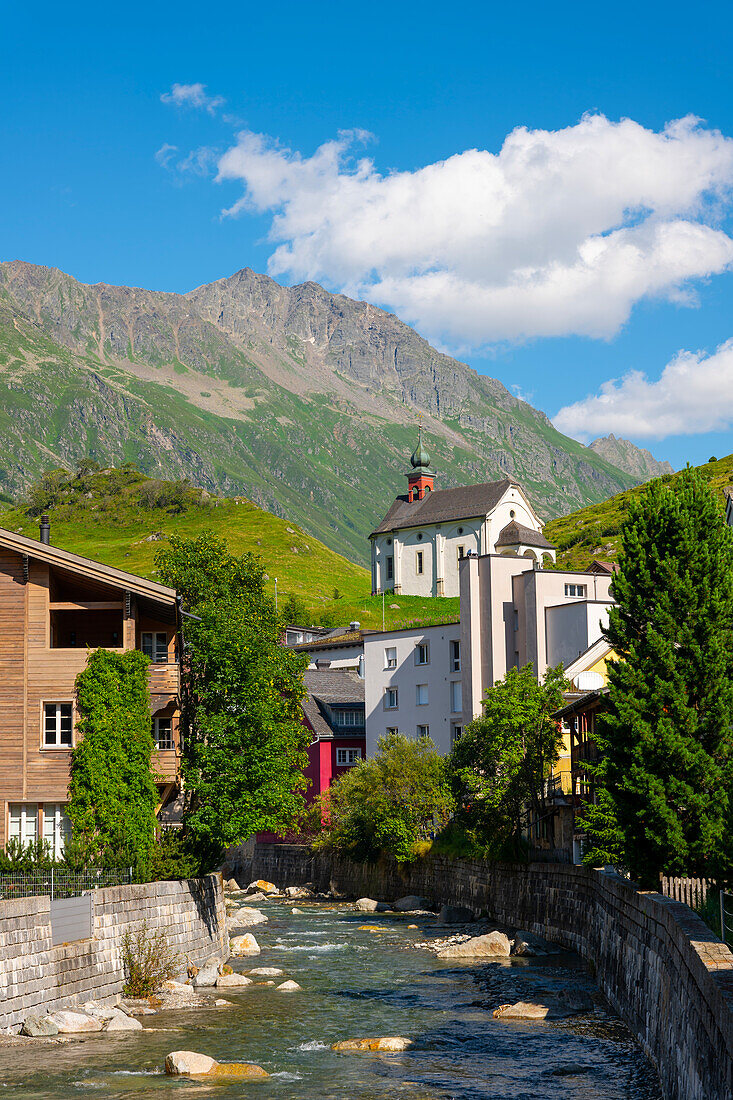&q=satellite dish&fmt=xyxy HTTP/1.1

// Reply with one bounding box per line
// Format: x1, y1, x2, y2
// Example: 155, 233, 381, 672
575, 671, 604, 691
